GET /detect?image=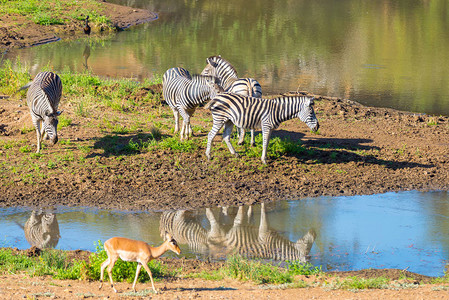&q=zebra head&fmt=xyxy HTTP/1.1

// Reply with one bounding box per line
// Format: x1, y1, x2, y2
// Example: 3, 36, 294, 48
205, 76, 224, 99
298, 97, 319, 132
43, 110, 63, 145
201, 56, 238, 90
